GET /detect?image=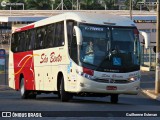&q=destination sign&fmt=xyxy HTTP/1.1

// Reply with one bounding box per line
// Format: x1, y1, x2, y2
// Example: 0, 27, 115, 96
85, 26, 104, 32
